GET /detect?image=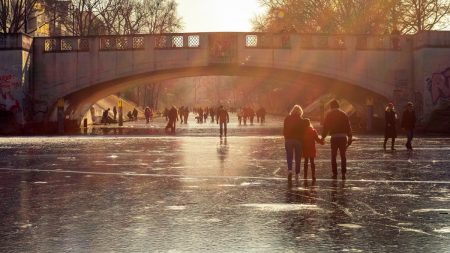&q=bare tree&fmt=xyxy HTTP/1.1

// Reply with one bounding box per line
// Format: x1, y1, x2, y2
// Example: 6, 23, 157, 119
62, 0, 181, 36
96, 0, 145, 35
397, 0, 450, 33
0, 0, 38, 34
65, 0, 105, 36
141, 0, 182, 34
253, 0, 450, 34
